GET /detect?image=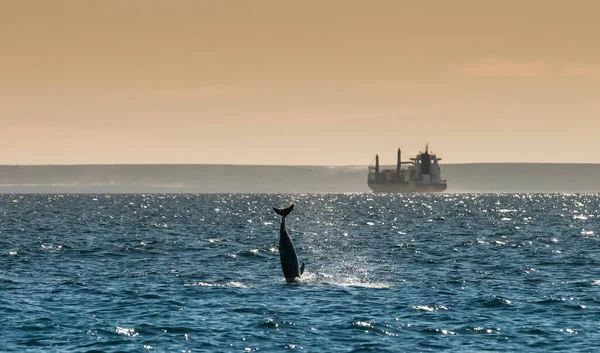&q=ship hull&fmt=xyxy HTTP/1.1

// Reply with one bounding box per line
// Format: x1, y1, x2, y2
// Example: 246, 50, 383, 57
367, 182, 447, 193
